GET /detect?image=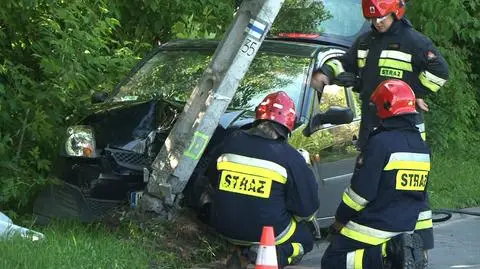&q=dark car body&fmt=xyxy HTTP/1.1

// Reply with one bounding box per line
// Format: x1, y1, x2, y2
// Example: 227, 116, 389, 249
33, 1, 370, 227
